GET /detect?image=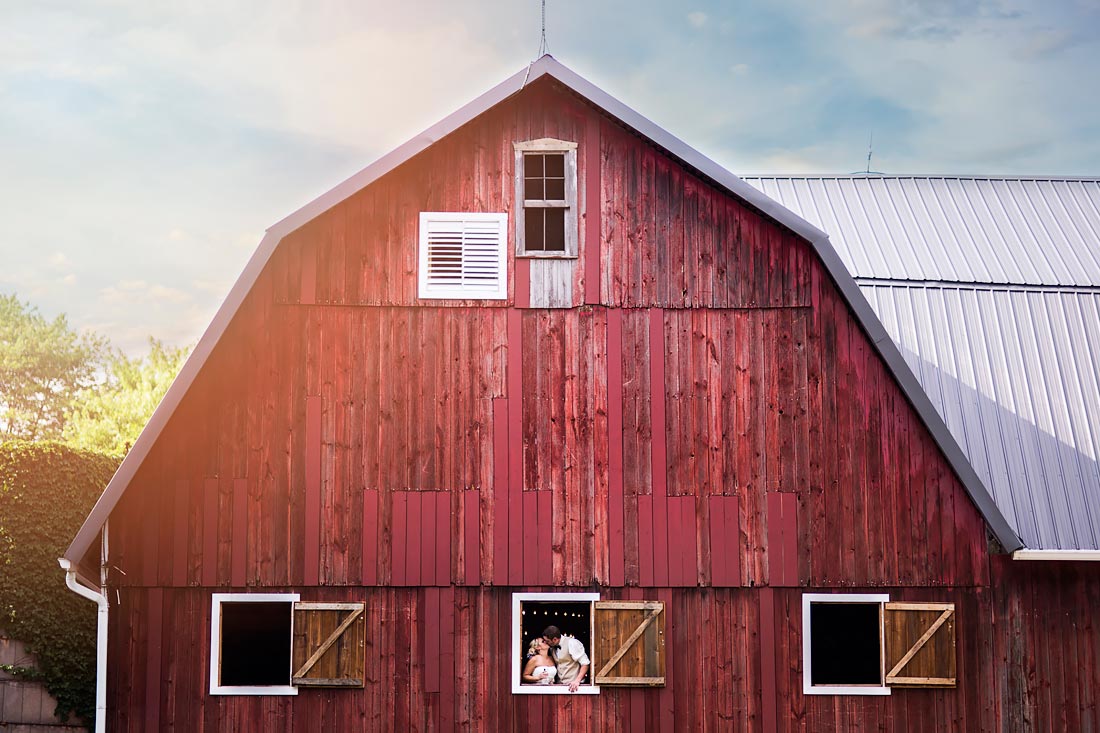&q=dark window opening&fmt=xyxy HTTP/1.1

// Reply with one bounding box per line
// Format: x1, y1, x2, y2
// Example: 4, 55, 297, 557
519, 601, 592, 680
809, 602, 881, 686
220, 602, 292, 687
523, 153, 566, 202
524, 208, 566, 252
